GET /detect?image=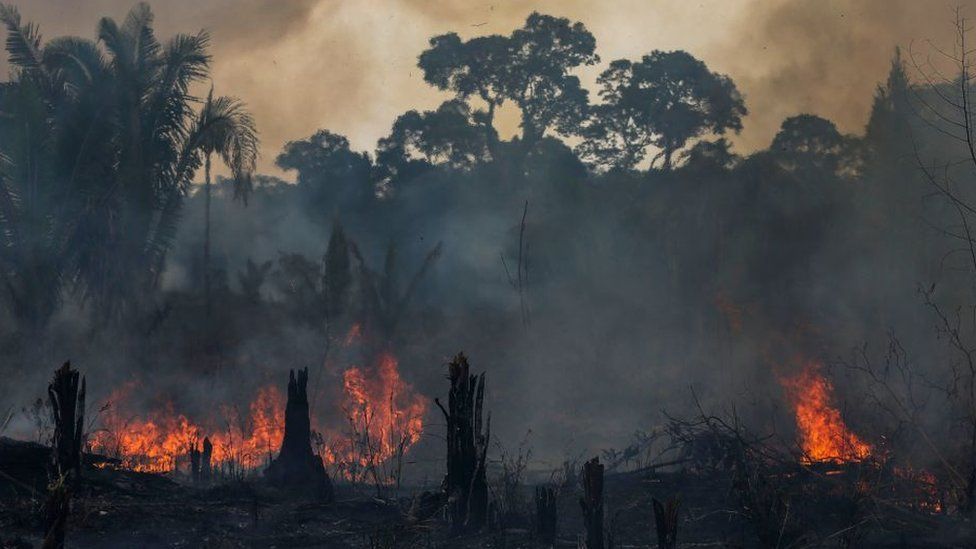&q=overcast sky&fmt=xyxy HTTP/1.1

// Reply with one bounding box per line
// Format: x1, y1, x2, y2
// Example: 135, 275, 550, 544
3, 0, 964, 177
